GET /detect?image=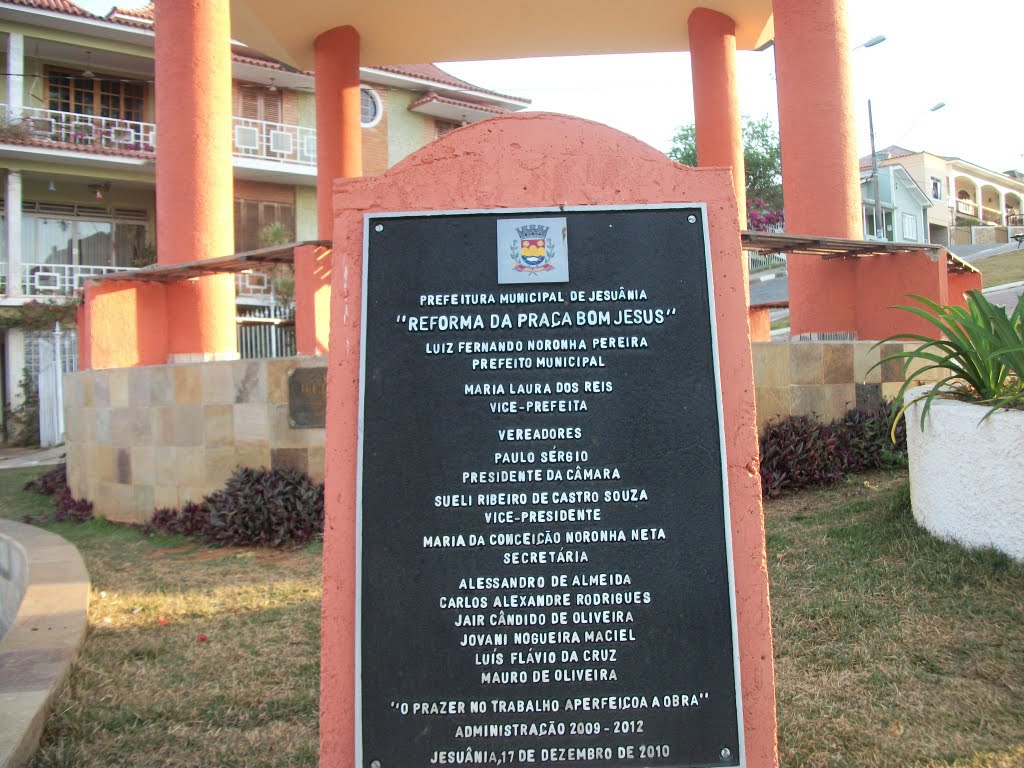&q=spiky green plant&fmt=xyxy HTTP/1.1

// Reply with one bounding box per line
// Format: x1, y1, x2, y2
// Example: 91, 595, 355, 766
871, 290, 1024, 438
